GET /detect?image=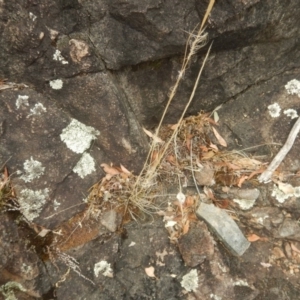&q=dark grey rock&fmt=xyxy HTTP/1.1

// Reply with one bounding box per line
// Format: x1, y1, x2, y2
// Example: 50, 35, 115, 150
196, 202, 250, 256
178, 221, 214, 267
